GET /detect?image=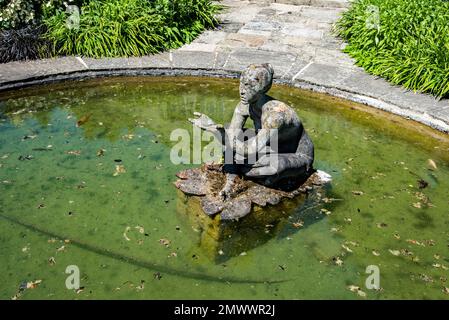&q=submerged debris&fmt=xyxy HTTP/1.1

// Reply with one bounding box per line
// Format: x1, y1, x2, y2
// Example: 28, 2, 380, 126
113, 165, 126, 176
159, 238, 170, 247
76, 113, 92, 127
427, 159, 438, 170
348, 285, 366, 297
18, 155, 33, 161
66, 150, 81, 156
97, 148, 106, 157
